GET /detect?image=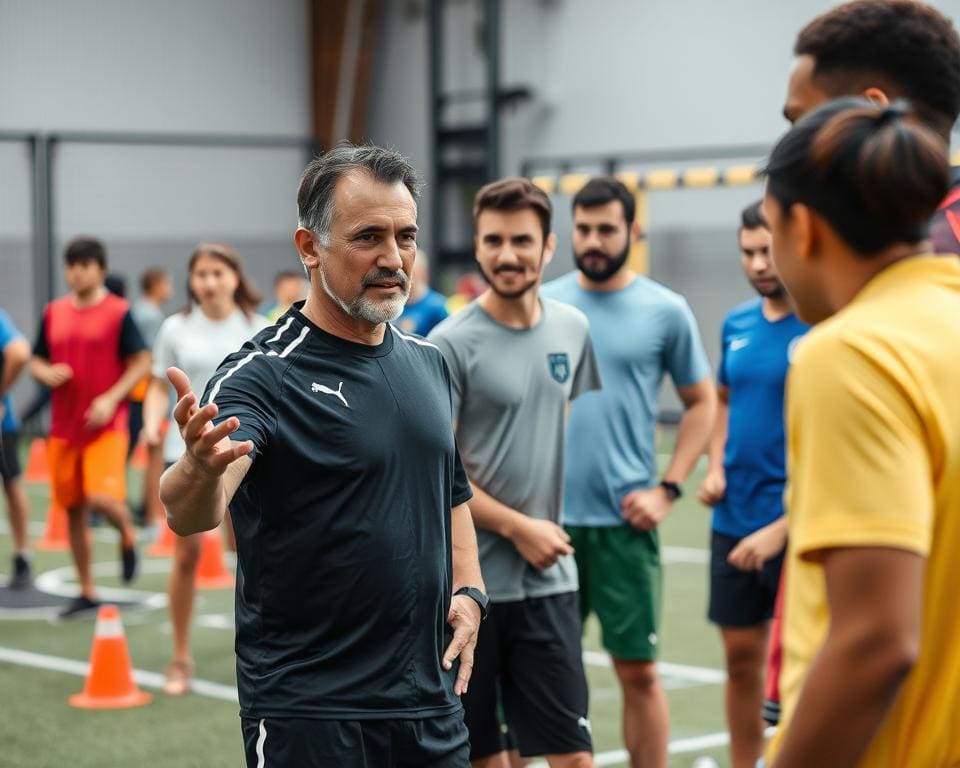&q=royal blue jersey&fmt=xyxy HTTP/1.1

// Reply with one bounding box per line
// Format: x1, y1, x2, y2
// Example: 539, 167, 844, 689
714, 299, 808, 538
